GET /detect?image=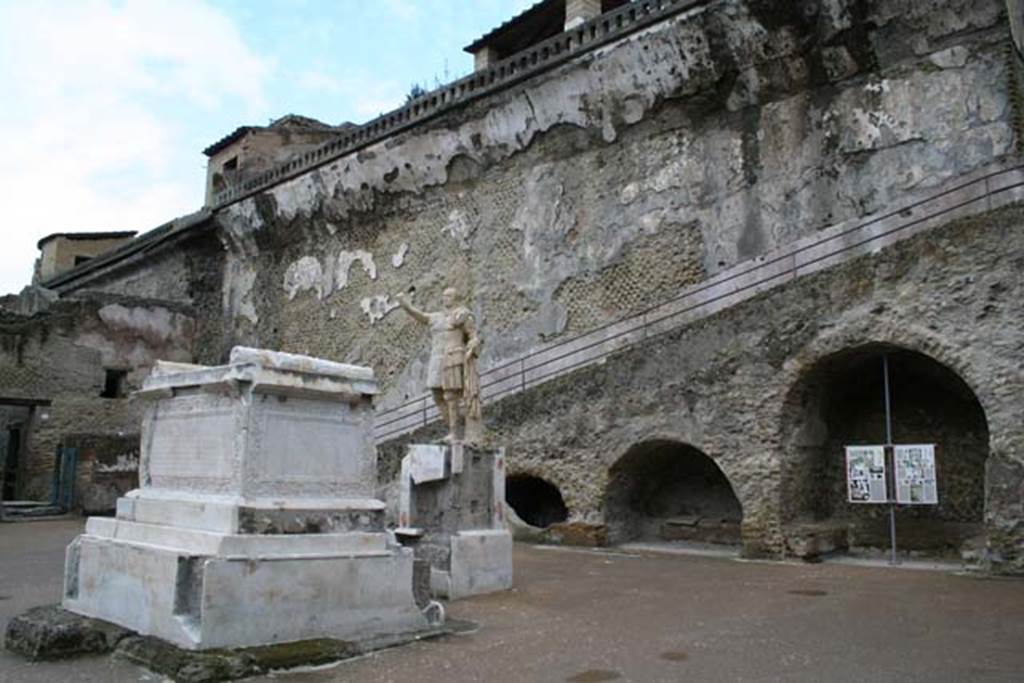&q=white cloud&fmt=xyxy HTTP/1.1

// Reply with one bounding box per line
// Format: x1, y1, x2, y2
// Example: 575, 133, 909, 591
0, 0, 273, 295
297, 70, 406, 120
